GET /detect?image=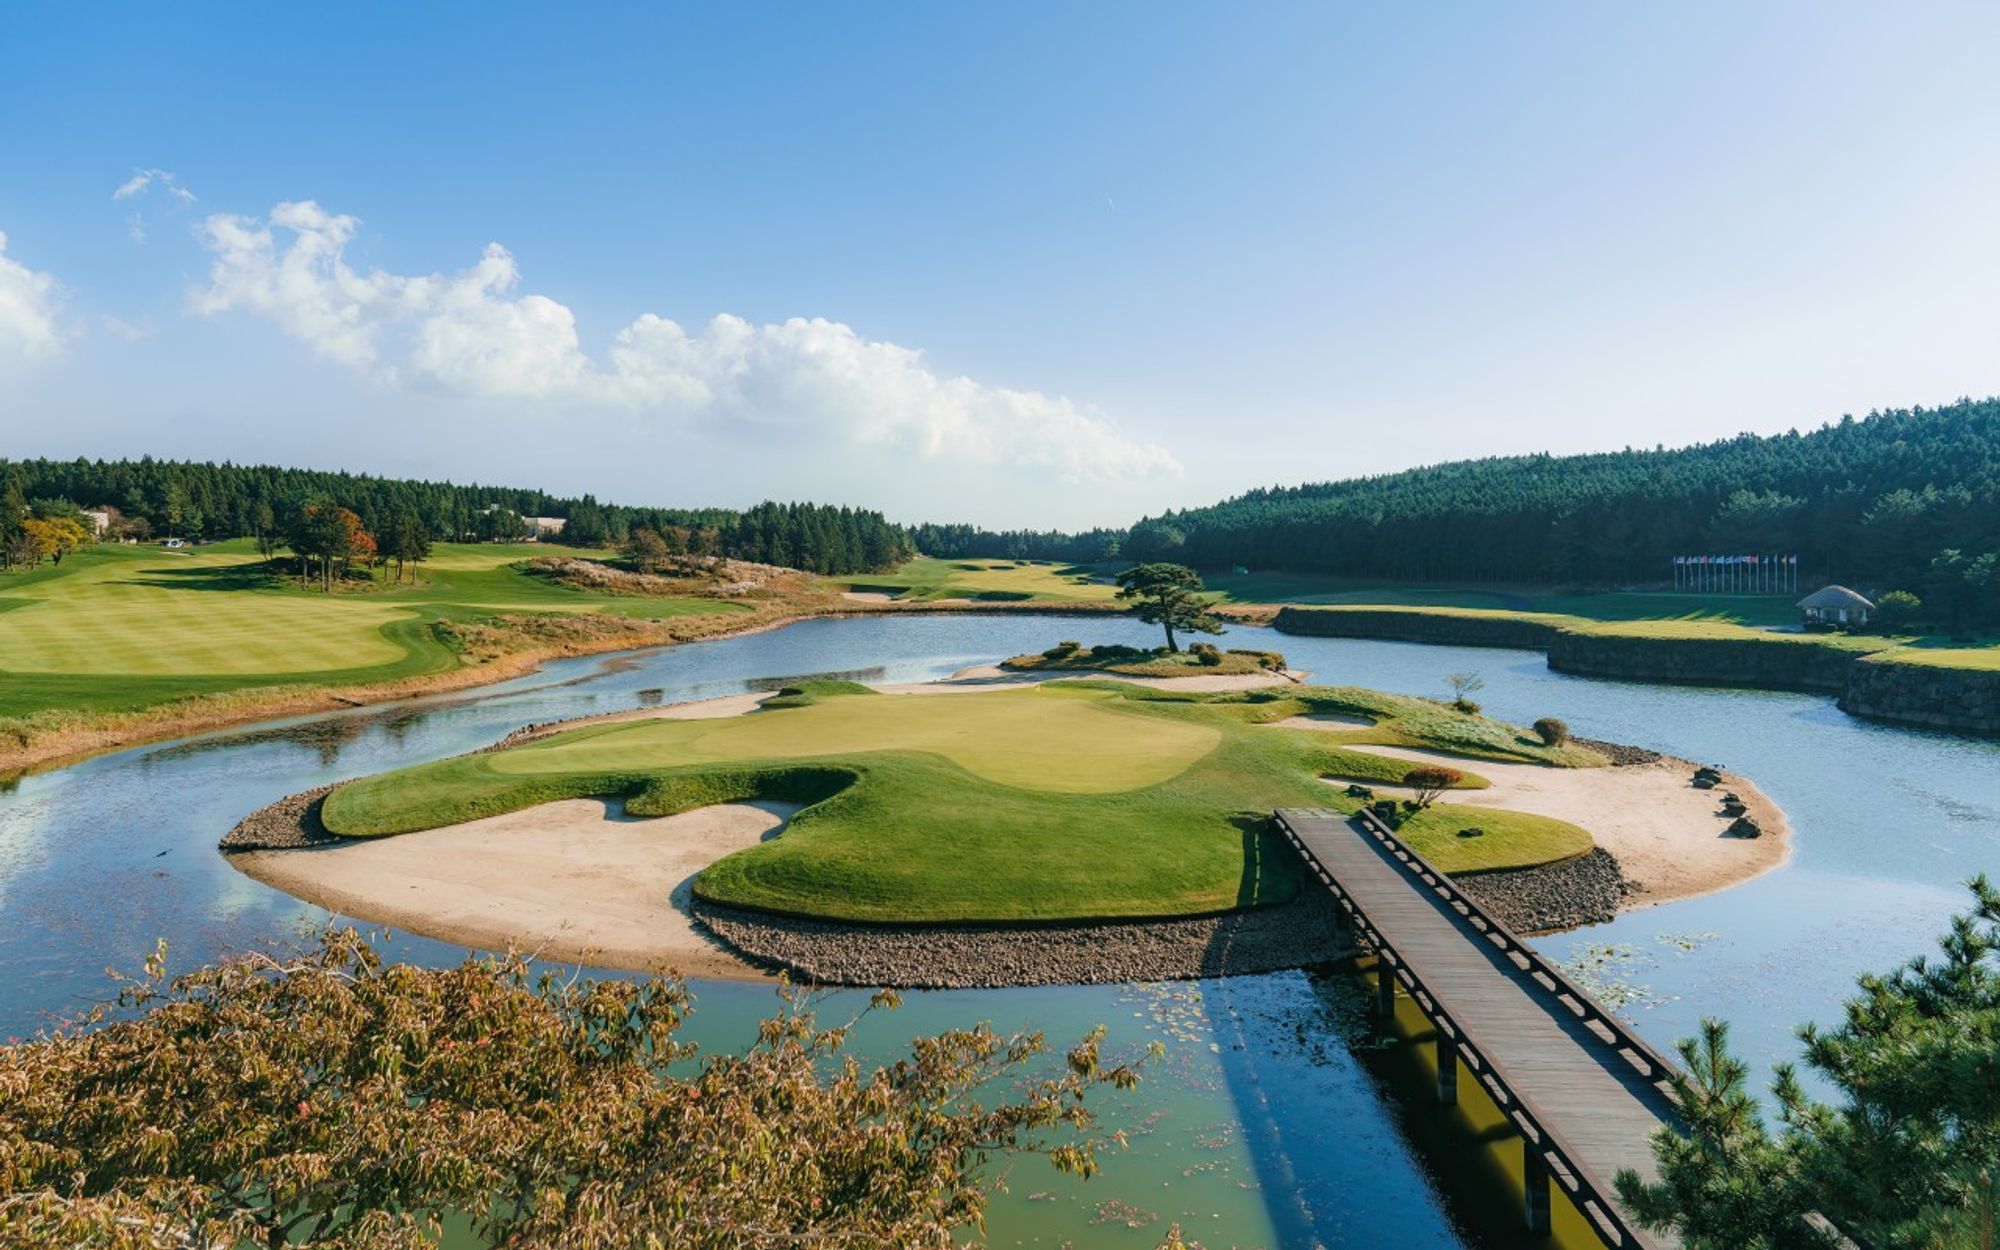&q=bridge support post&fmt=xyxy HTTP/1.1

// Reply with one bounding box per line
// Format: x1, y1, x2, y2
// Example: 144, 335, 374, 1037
1436, 1034, 1457, 1106
1374, 958, 1395, 1021
1522, 1143, 1552, 1235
